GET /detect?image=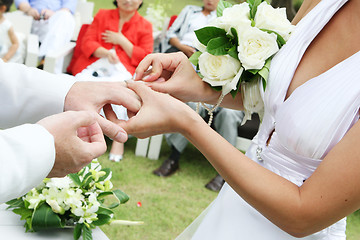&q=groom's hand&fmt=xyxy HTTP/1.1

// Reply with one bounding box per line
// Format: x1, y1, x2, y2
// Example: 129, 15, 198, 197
64, 81, 141, 143
37, 111, 106, 177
